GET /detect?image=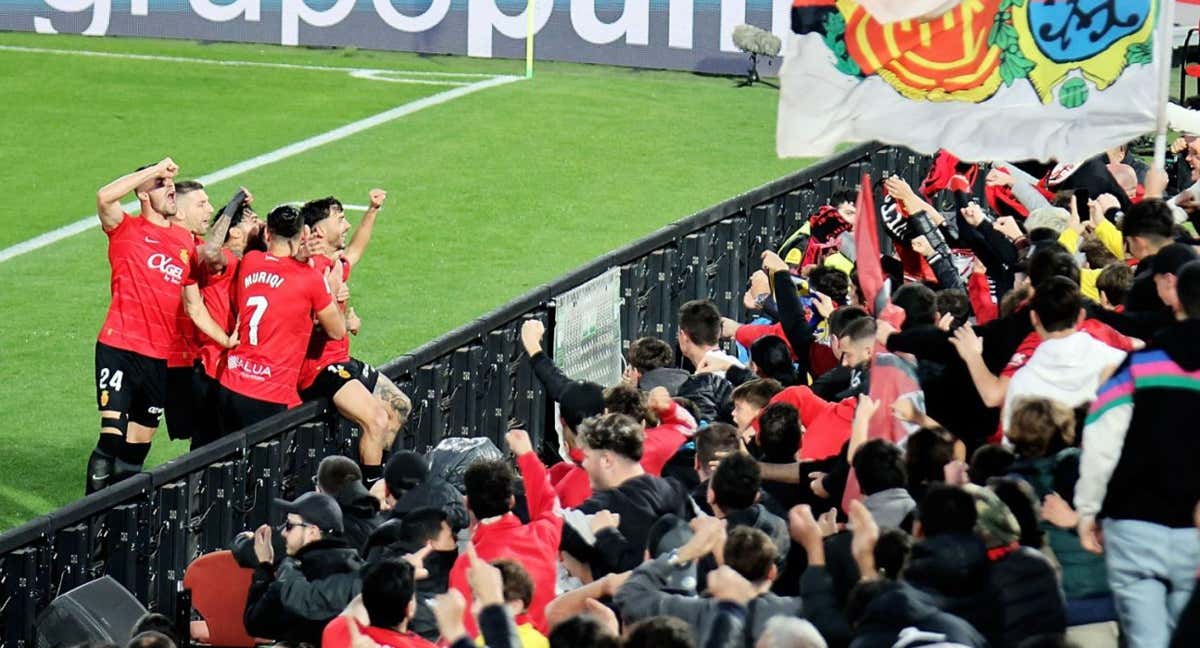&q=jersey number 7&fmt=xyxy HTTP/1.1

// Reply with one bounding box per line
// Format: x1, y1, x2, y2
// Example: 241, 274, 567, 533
246, 295, 269, 346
